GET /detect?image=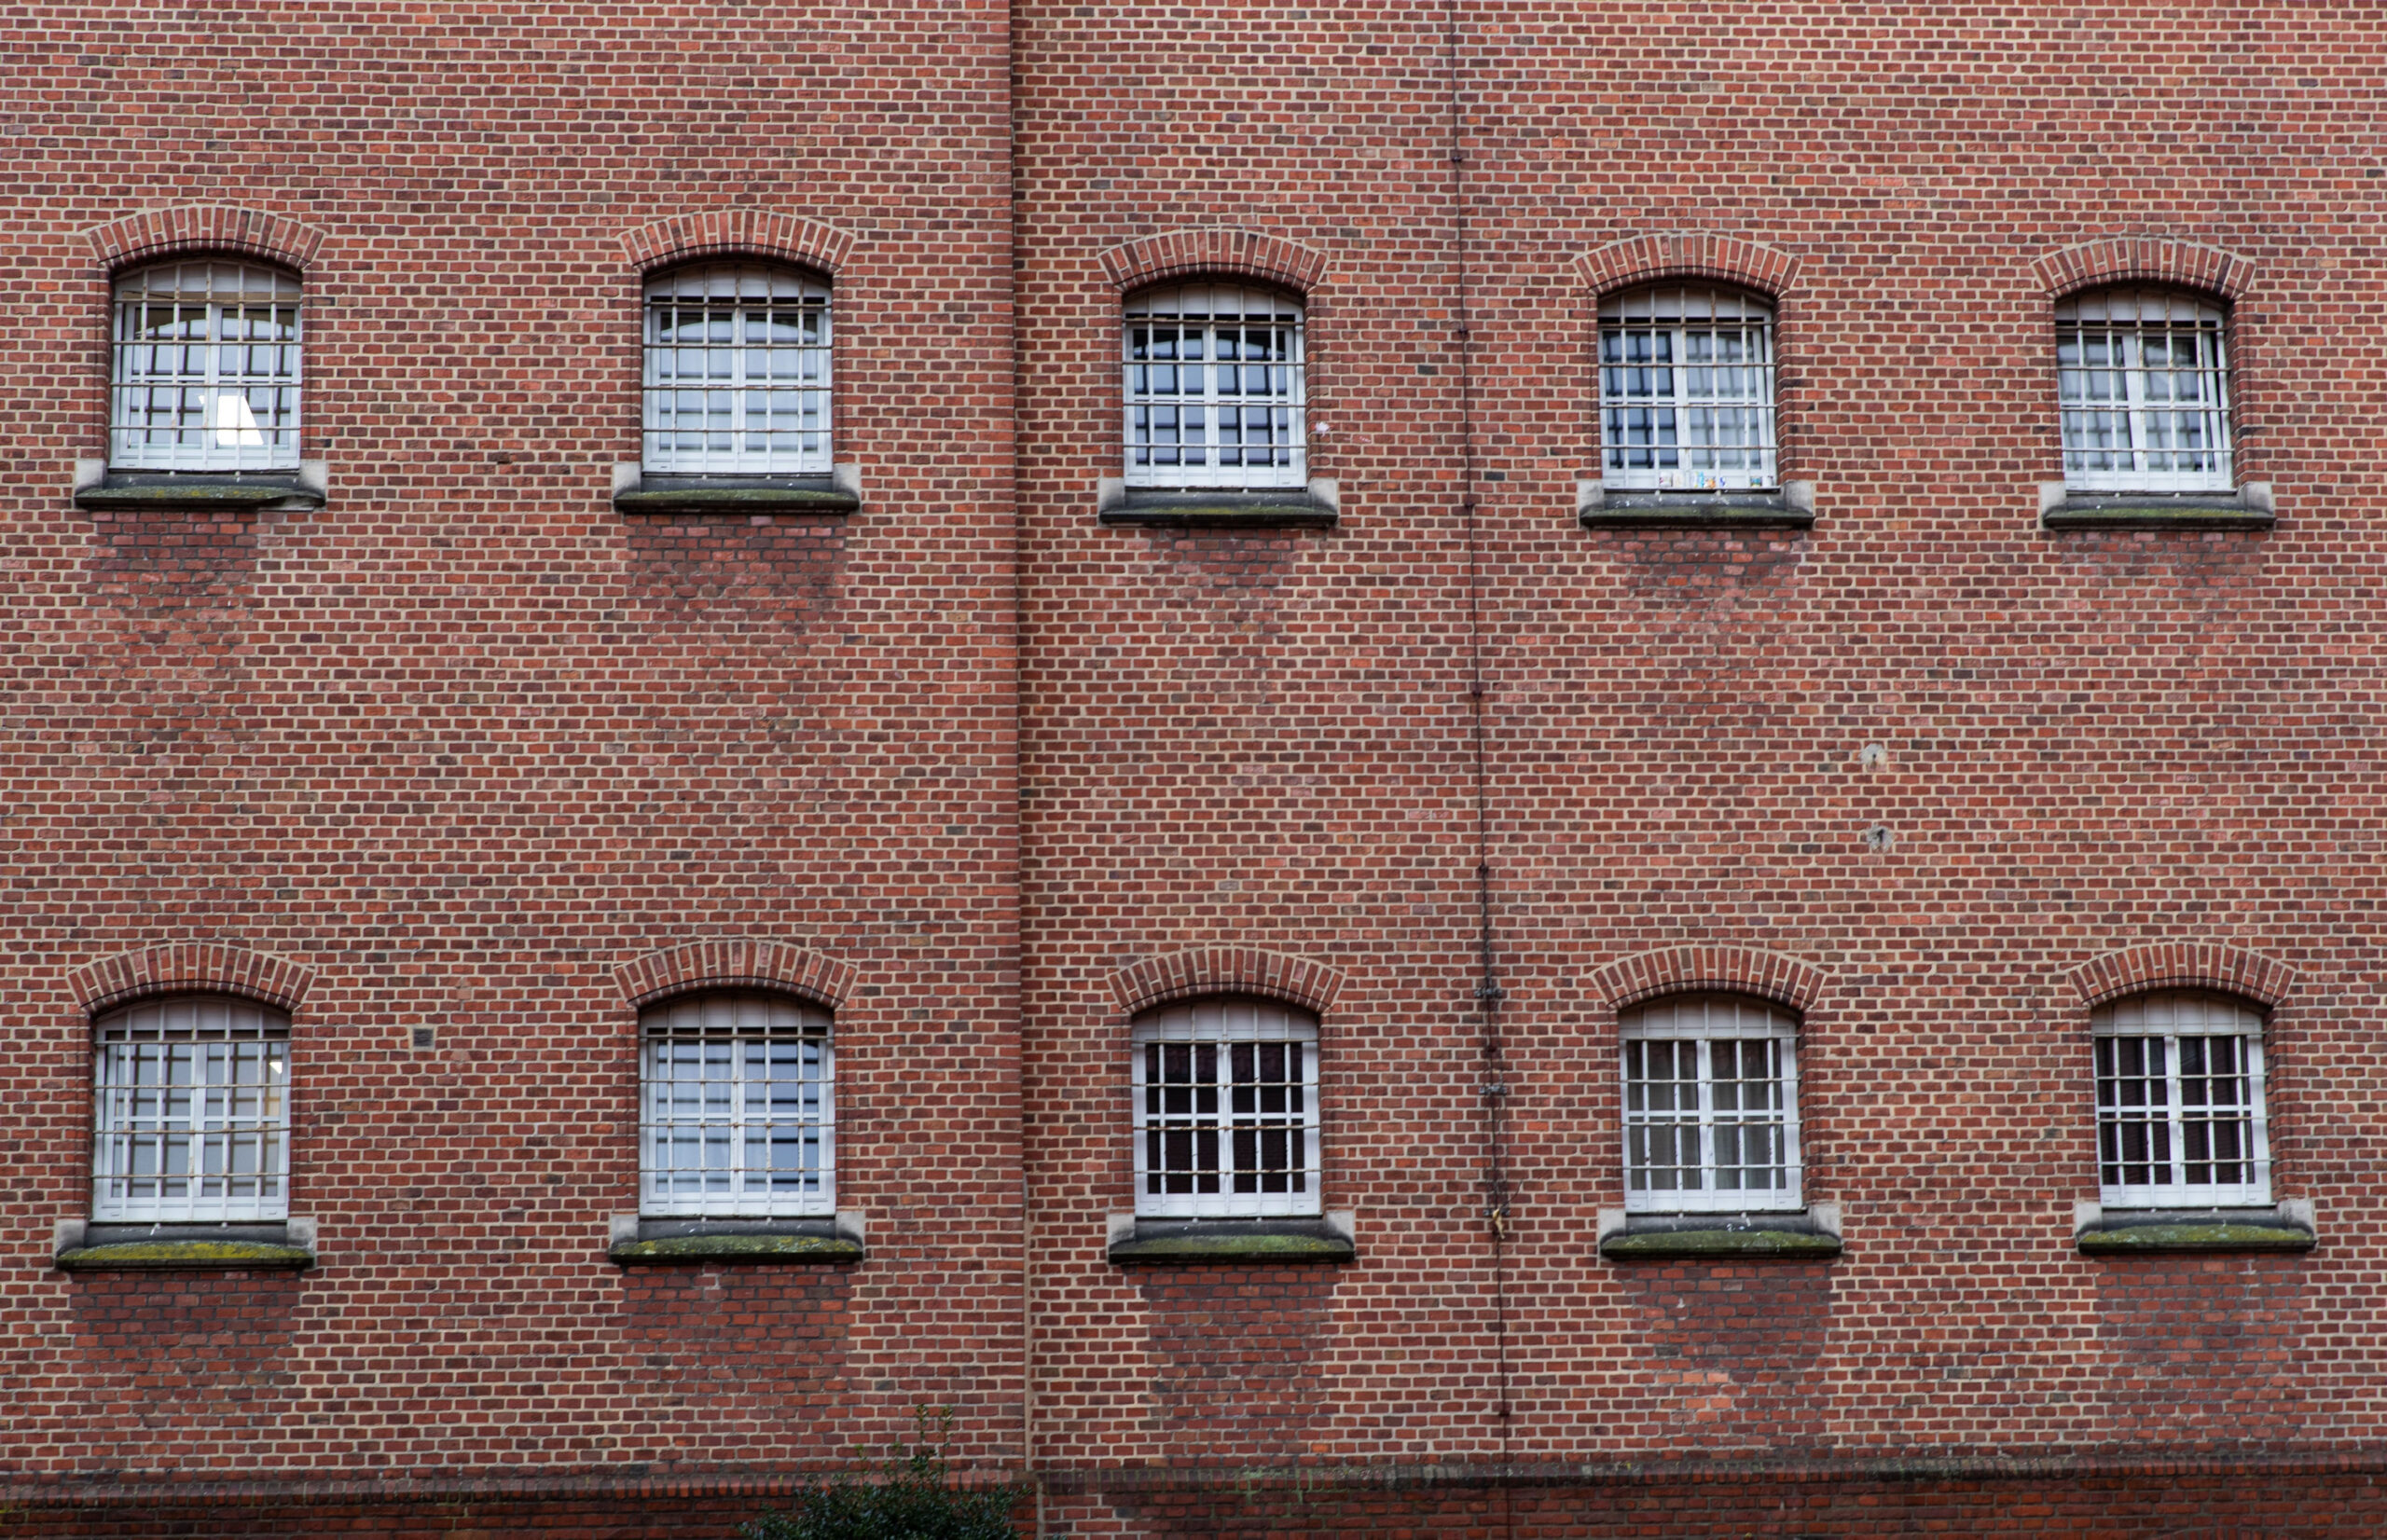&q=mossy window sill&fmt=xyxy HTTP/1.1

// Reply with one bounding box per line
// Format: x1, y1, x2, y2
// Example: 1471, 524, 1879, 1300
2041, 495, 2272, 531
2077, 1204, 2315, 1255
1578, 484, 1814, 530
1099, 490, 1338, 529
58, 1240, 313, 1272
1108, 1217, 1356, 1266
608, 1217, 866, 1267
614, 475, 860, 517
1600, 1226, 1842, 1261
75, 475, 323, 514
